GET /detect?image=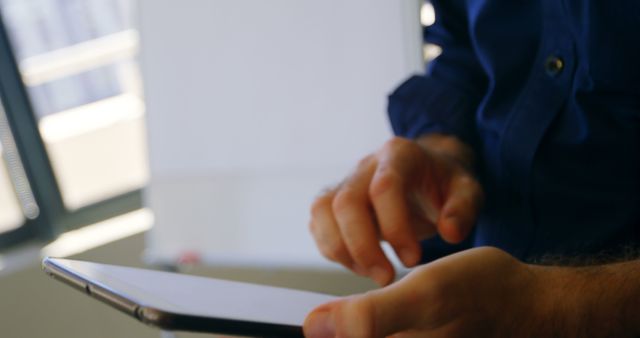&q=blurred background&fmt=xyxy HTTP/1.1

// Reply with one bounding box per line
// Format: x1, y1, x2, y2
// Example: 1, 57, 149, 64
0, 0, 436, 337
